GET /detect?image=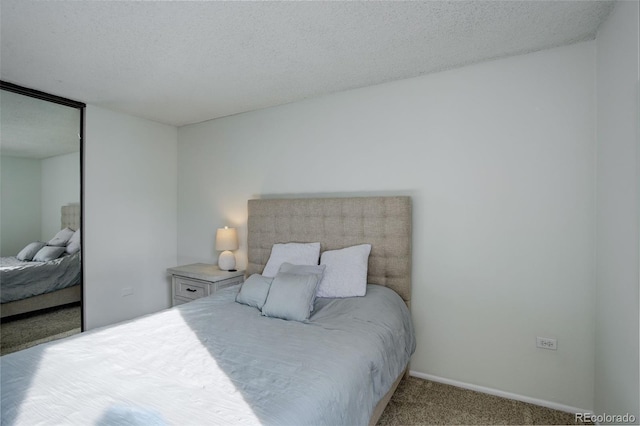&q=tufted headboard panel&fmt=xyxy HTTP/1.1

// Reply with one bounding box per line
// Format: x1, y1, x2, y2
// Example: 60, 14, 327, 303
246, 196, 412, 304
61, 204, 81, 231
